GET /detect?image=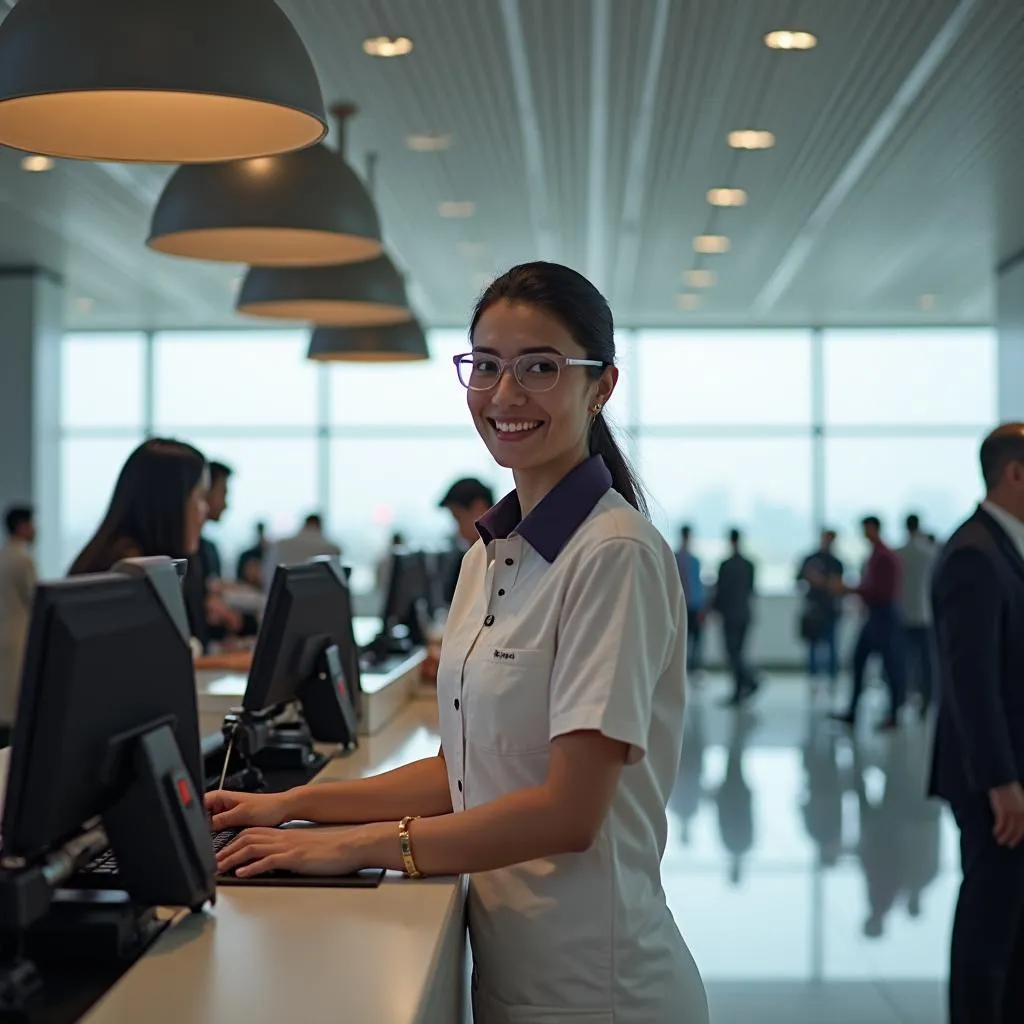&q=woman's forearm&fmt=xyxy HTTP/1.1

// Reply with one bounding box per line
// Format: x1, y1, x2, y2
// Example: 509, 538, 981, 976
285, 754, 453, 824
